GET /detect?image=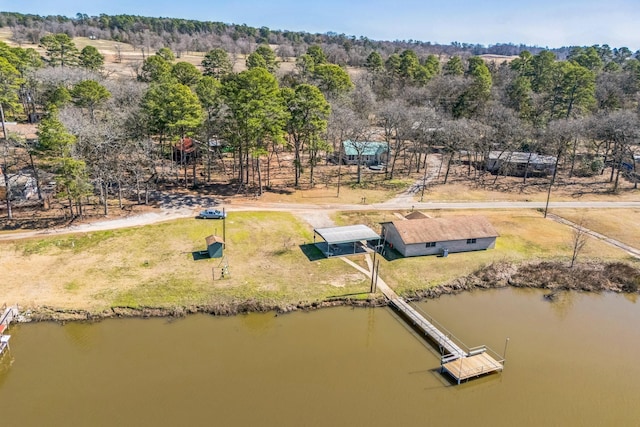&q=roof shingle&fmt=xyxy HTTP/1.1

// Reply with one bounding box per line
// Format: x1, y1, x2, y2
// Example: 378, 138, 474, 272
385, 216, 498, 244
